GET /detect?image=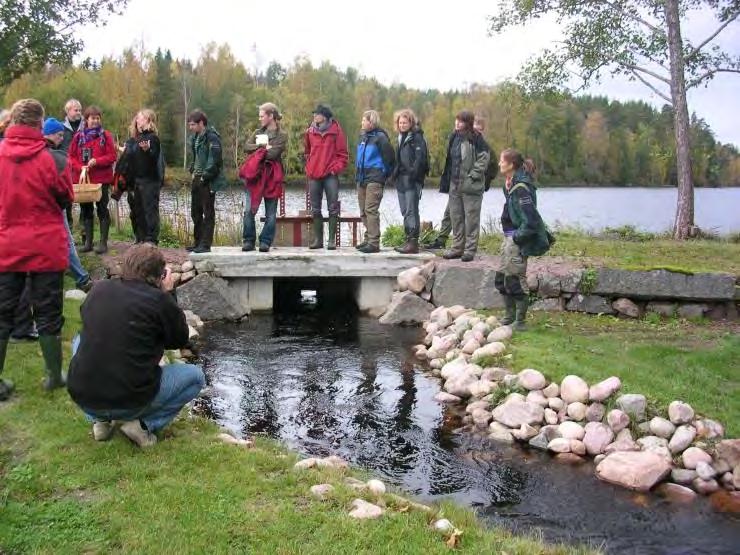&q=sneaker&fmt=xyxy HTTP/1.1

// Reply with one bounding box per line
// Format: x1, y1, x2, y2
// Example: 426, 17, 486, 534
120, 420, 157, 448
241, 242, 255, 252
357, 243, 379, 253
192, 245, 211, 254
92, 421, 115, 441
258, 243, 270, 252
